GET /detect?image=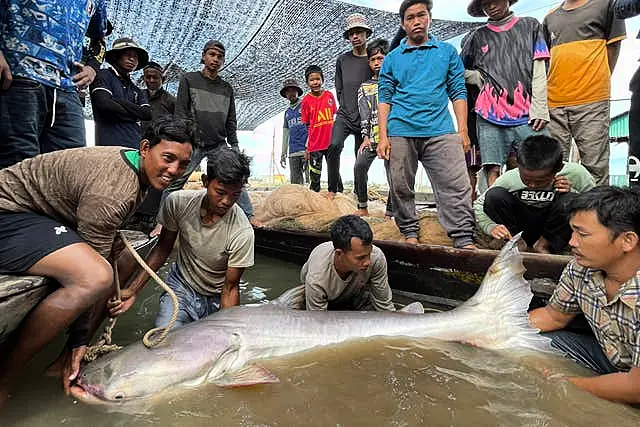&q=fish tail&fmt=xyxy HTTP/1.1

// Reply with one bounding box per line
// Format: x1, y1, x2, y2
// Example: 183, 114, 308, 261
462, 233, 552, 353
